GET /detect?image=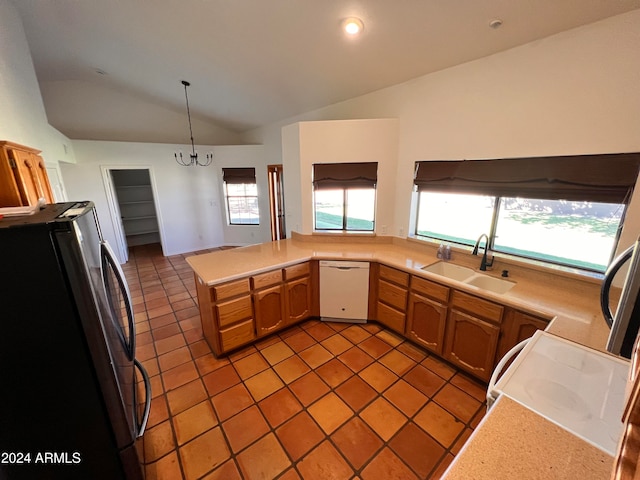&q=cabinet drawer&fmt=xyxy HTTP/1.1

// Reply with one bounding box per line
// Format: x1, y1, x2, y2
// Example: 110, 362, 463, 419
450, 290, 503, 324
377, 301, 406, 333
216, 296, 253, 328
378, 279, 408, 310
411, 276, 449, 303
220, 319, 255, 351
379, 264, 409, 287
284, 262, 310, 280
251, 269, 283, 289
214, 278, 250, 301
